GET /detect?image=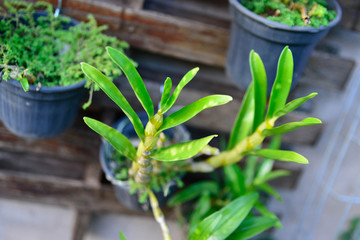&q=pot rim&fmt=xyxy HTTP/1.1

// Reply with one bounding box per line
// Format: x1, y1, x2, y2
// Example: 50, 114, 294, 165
229, 0, 342, 33
1, 78, 86, 93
